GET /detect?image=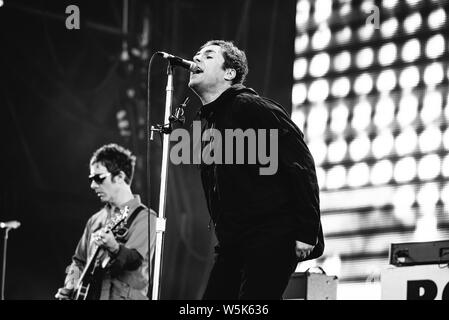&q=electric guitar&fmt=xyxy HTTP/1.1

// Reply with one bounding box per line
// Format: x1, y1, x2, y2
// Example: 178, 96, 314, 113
72, 206, 129, 300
